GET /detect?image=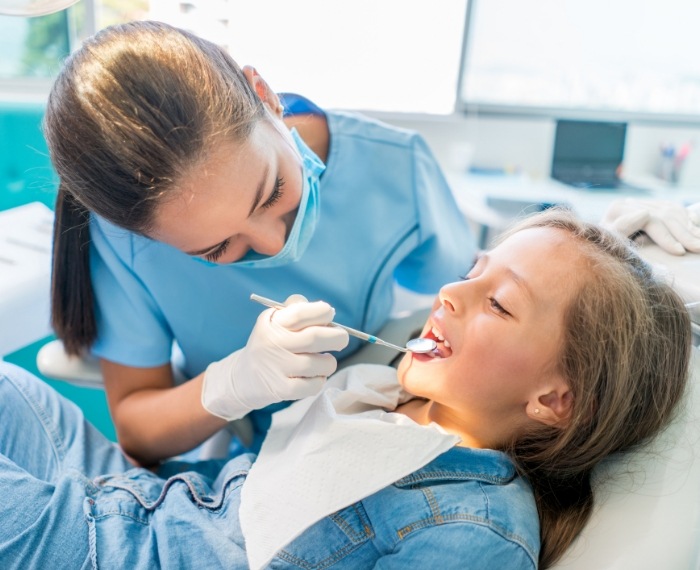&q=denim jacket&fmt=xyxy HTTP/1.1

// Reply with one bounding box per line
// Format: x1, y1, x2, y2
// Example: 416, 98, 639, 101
276, 446, 540, 569
86, 446, 539, 569
0, 362, 539, 570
